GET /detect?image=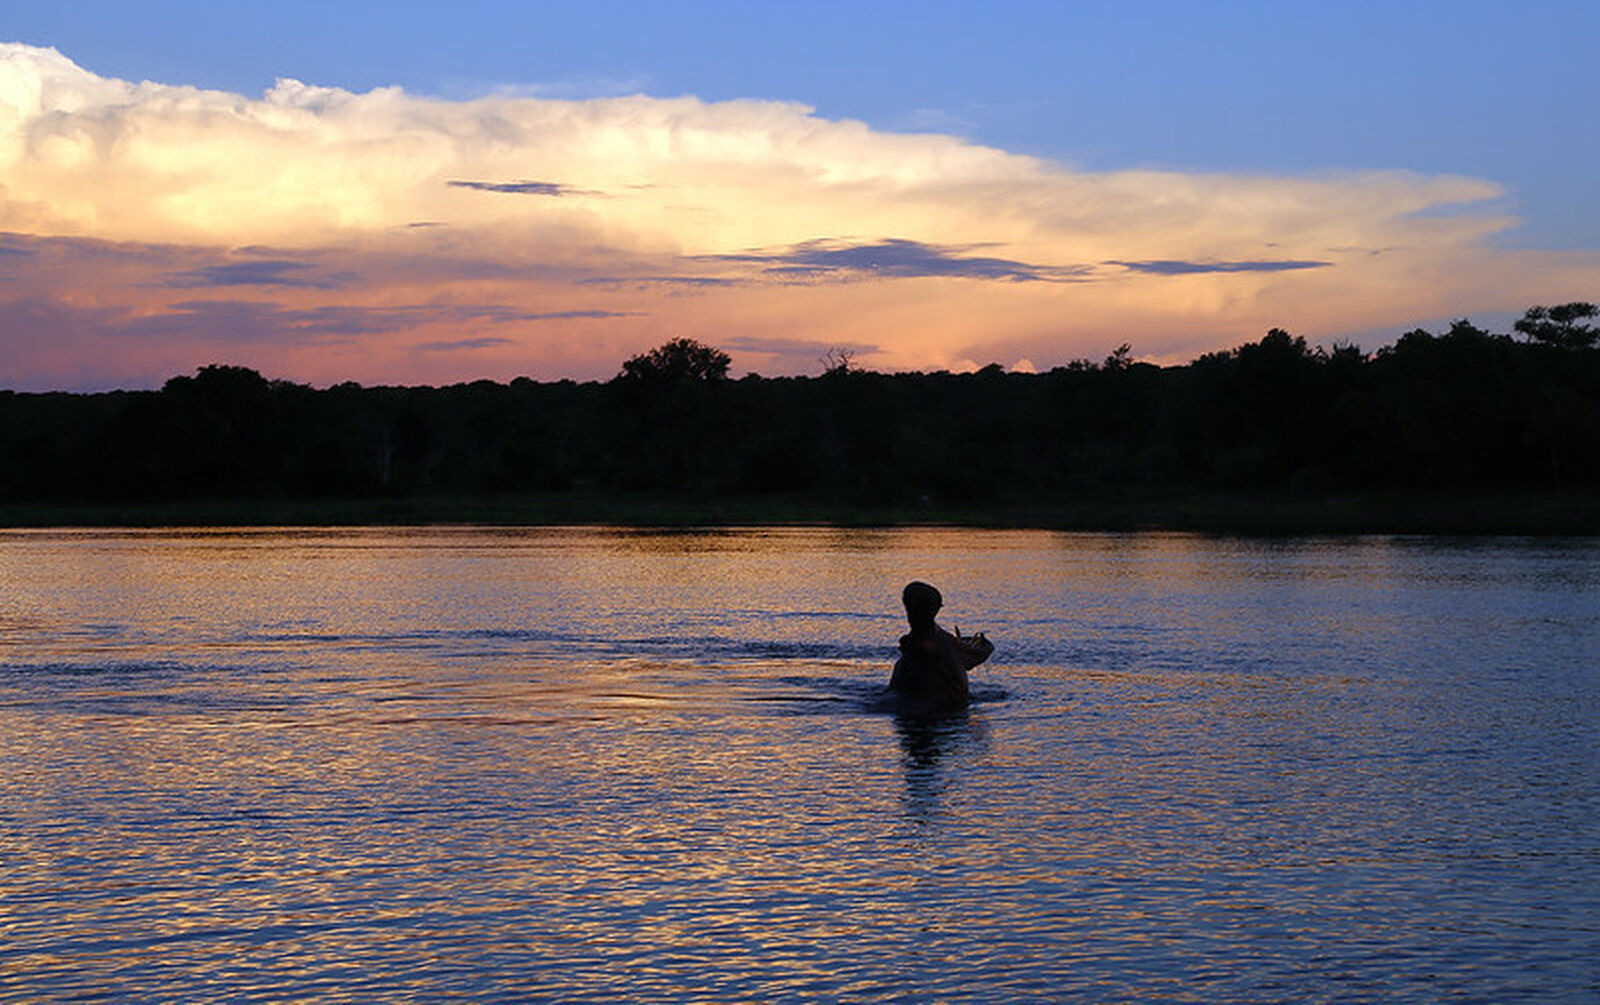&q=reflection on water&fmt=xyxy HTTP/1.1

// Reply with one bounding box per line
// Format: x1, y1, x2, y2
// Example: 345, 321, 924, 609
895, 710, 988, 827
1, 527, 1597, 1000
